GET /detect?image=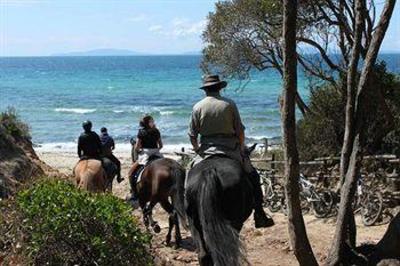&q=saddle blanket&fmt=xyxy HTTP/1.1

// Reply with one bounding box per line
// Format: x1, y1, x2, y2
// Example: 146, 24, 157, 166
132, 165, 145, 184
